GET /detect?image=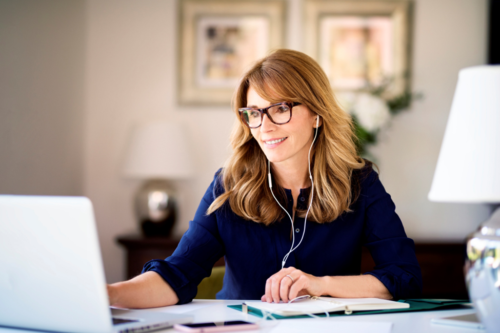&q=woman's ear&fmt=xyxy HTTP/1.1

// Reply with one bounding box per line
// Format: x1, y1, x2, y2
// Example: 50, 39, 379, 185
314, 115, 323, 128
